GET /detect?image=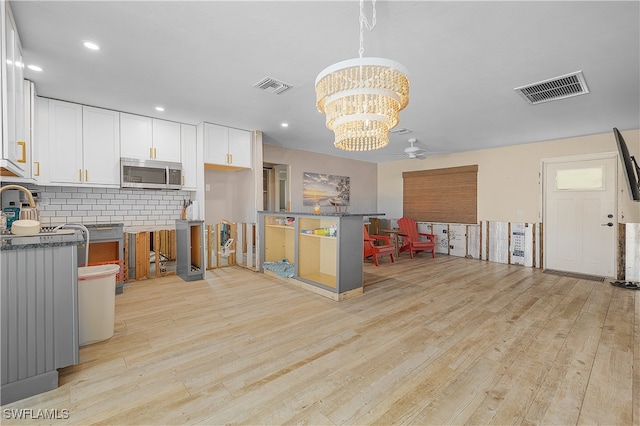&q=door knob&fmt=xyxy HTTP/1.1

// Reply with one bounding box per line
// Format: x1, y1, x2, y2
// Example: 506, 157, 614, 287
601, 222, 613, 227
